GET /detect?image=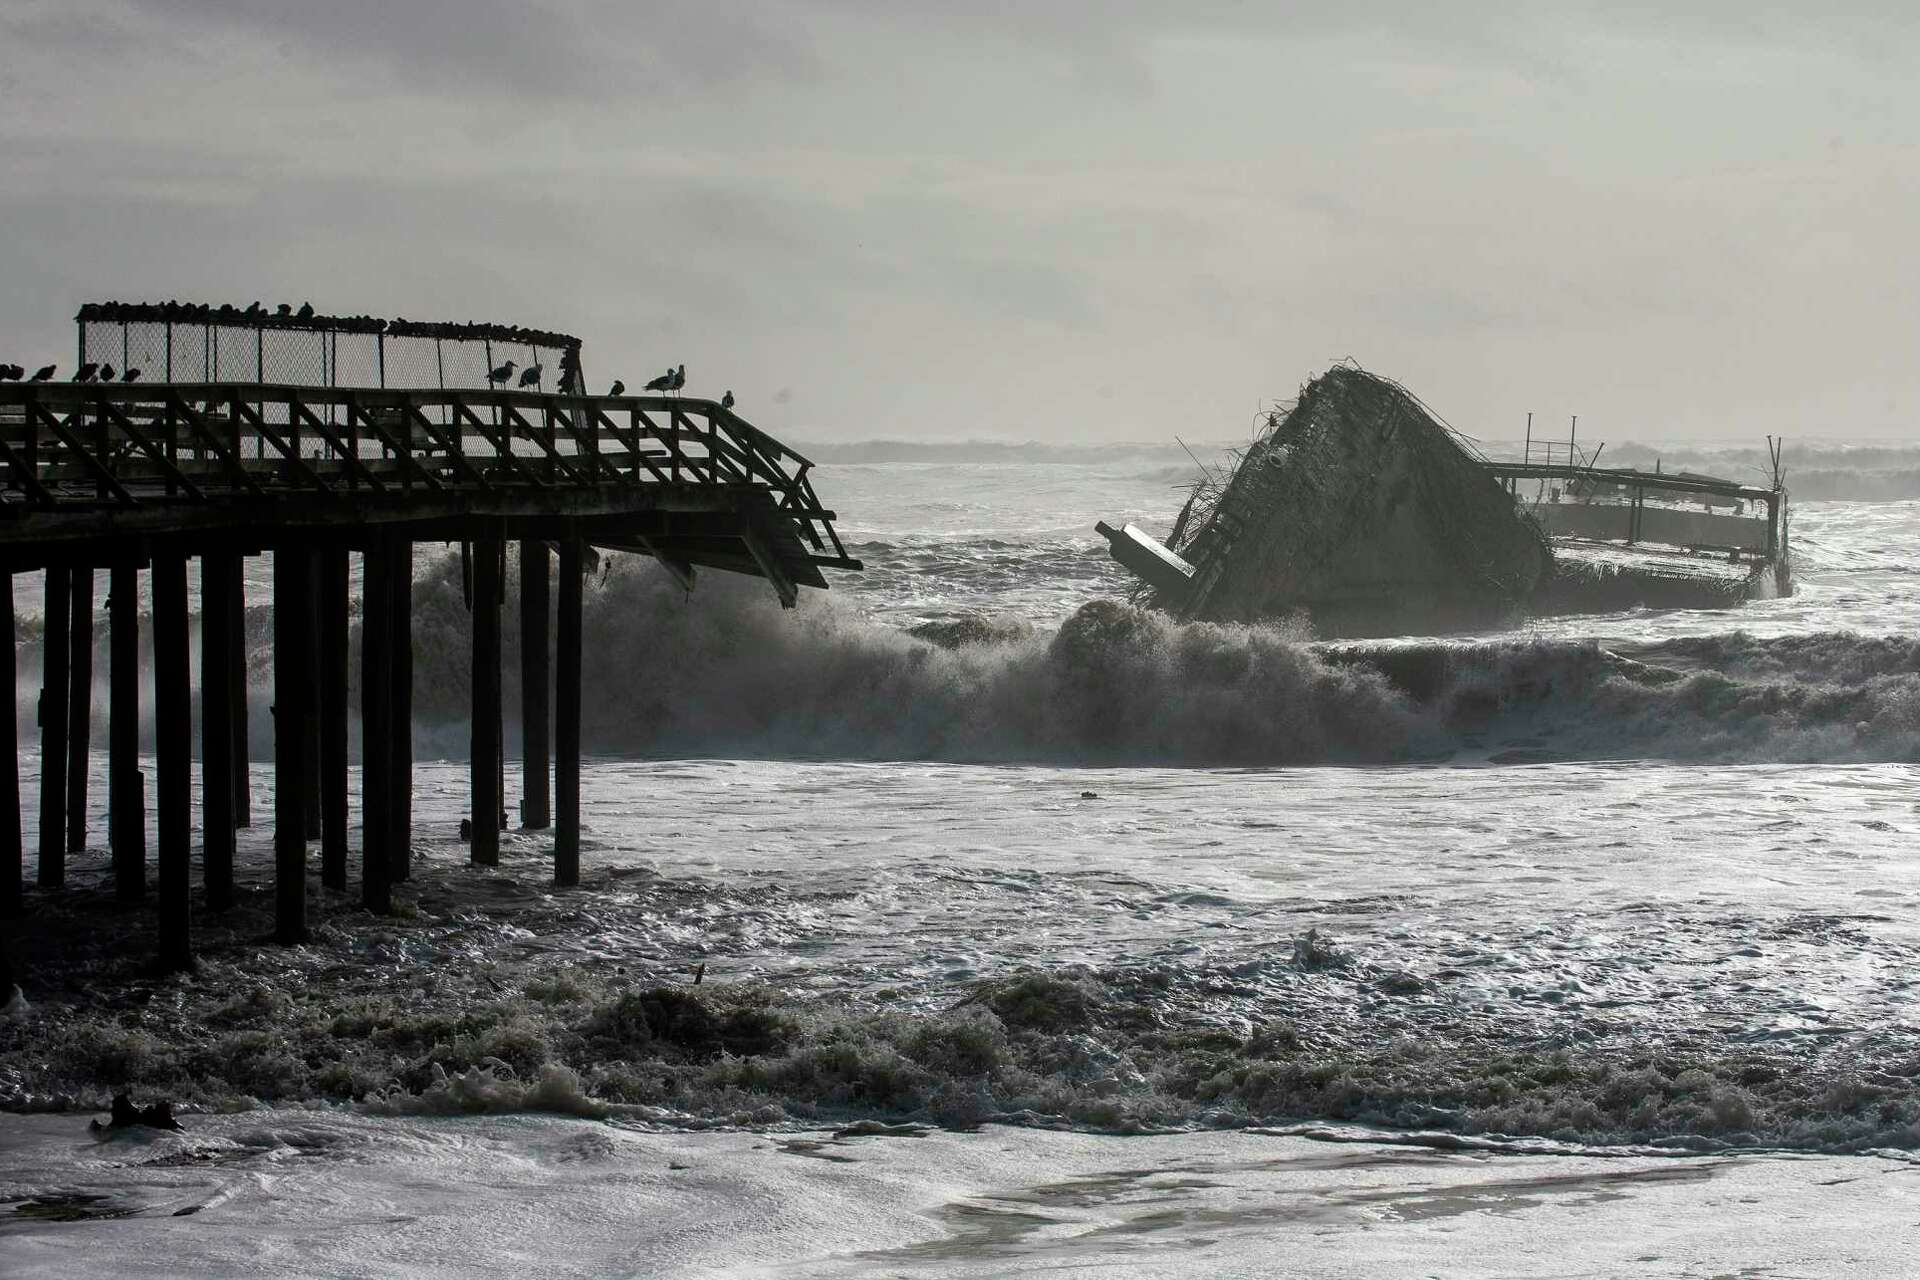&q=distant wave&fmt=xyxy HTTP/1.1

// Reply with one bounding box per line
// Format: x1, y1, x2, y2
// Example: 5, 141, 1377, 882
381, 553, 1920, 766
